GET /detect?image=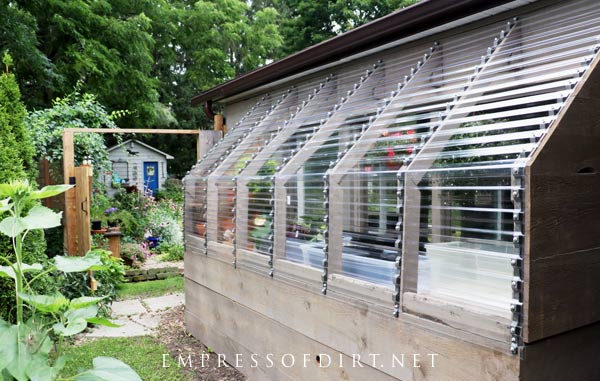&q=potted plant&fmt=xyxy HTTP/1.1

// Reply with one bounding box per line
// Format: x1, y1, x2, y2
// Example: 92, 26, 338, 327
91, 191, 111, 230
105, 207, 120, 229
249, 215, 271, 253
